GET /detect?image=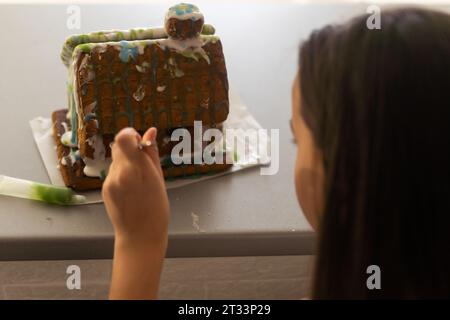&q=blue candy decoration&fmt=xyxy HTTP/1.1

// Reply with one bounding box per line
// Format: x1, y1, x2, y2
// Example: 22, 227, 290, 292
119, 40, 138, 63
173, 3, 196, 16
